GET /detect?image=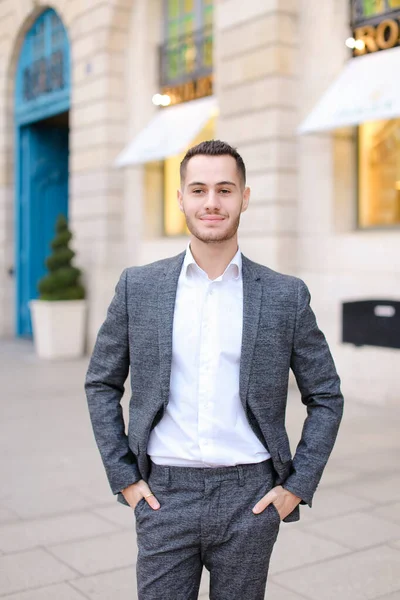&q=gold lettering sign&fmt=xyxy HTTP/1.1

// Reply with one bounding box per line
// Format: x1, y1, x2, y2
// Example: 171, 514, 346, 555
354, 18, 400, 55
354, 26, 378, 55
162, 75, 213, 107
376, 19, 399, 49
